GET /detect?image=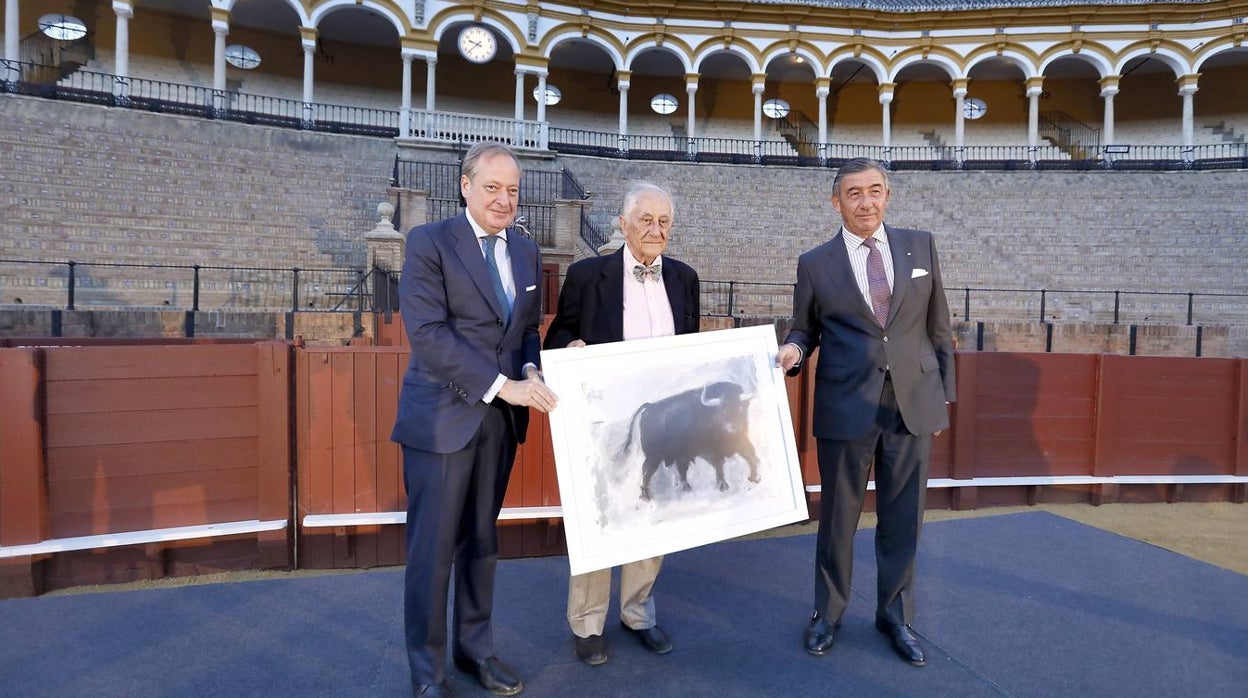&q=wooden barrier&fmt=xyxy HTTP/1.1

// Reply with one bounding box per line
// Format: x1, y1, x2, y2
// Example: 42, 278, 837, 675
3, 335, 1246, 593
0, 343, 293, 596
